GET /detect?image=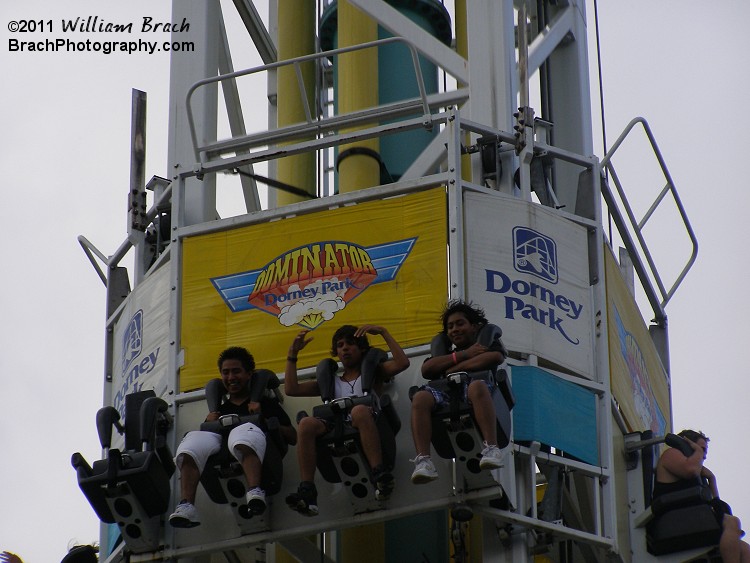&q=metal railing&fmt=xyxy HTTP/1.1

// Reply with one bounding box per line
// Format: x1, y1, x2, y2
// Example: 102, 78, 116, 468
601, 117, 698, 322
185, 36, 469, 167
